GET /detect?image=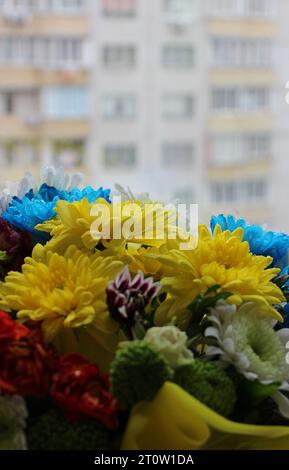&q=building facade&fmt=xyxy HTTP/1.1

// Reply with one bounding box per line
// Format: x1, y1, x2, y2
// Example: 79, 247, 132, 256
0, 0, 288, 230
0, 0, 90, 181
204, 0, 277, 227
